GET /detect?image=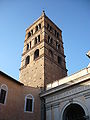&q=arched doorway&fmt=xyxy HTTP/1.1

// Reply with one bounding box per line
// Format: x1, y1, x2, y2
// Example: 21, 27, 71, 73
63, 103, 87, 120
